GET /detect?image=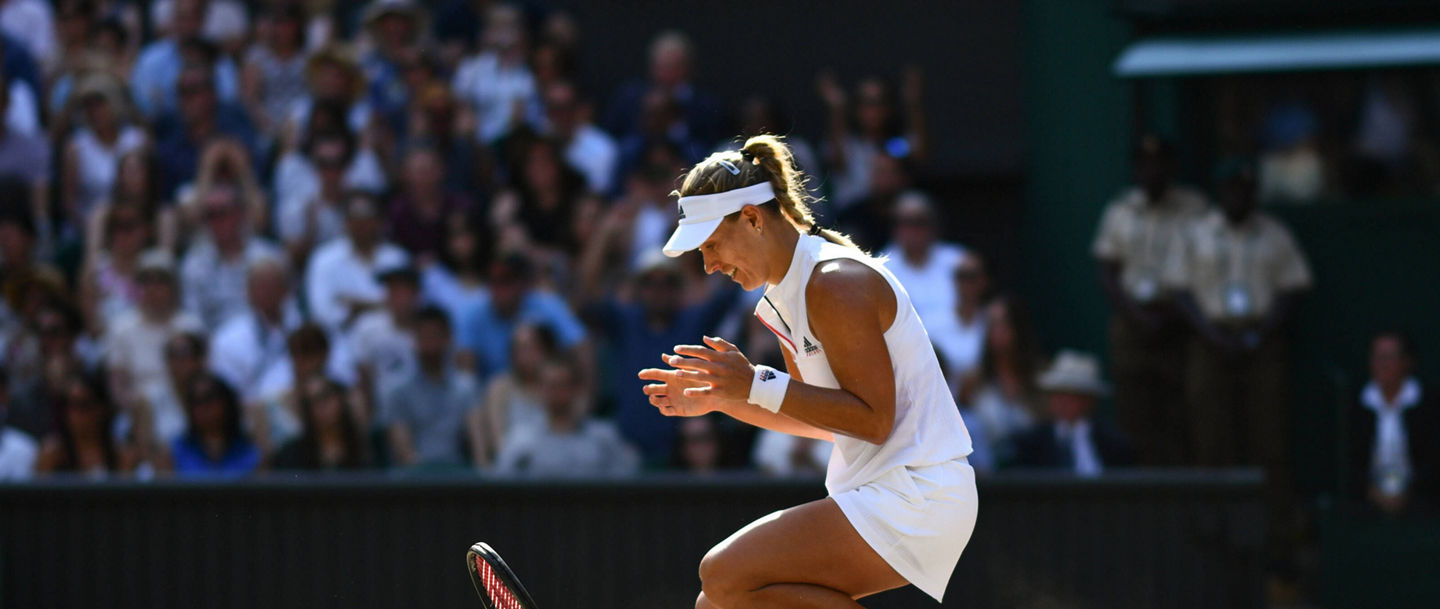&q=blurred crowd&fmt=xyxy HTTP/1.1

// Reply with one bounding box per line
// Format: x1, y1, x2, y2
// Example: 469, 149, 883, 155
0, 0, 1423, 514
